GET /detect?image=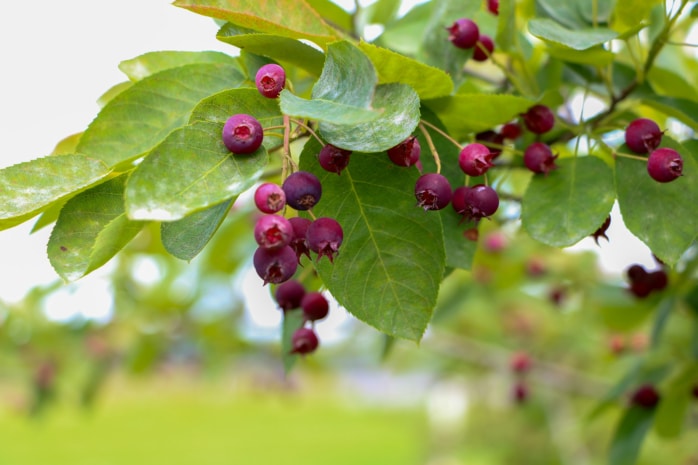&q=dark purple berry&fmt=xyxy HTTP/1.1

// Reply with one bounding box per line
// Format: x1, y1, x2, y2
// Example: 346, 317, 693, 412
487, 0, 499, 15
513, 382, 528, 404
447, 18, 480, 49
630, 384, 660, 409
522, 105, 555, 134
476, 130, 505, 158
318, 144, 352, 175
472, 34, 495, 61
253, 245, 298, 285
691, 385, 698, 399
626, 264, 648, 282
254, 182, 286, 214
415, 173, 452, 211
274, 279, 306, 311
647, 148, 683, 183
282, 171, 322, 211
625, 118, 663, 154
254, 214, 294, 250
222, 113, 264, 154
501, 122, 522, 140
255, 63, 286, 98
301, 291, 329, 322
453, 184, 499, 221
524, 142, 558, 175
647, 270, 668, 291
387, 136, 421, 167
591, 215, 611, 245
306, 217, 343, 263
459, 143, 494, 176
290, 327, 319, 355
288, 217, 312, 263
